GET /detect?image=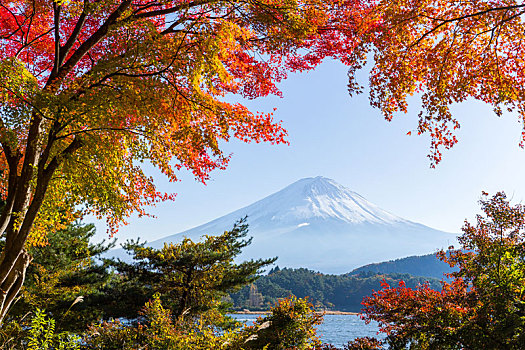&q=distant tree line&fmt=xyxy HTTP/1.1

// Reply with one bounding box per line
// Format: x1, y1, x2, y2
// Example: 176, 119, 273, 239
230, 267, 441, 312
